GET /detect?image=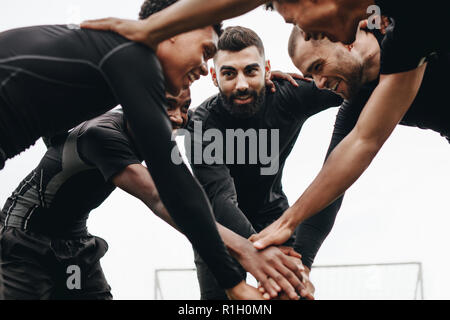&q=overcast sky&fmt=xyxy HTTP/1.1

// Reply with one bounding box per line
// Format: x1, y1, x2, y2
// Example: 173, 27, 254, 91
1, 1, 450, 300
